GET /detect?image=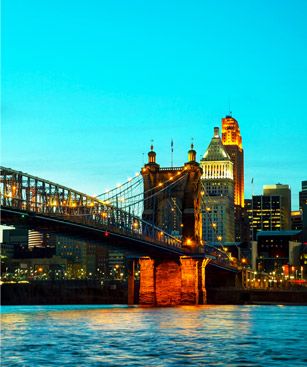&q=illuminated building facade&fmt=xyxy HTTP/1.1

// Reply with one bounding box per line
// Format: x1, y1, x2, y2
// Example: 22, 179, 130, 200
253, 230, 303, 275
263, 184, 291, 230
221, 115, 244, 207
291, 210, 303, 231
247, 195, 283, 240
221, 115, 244, 242
200, 127, 235, 244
